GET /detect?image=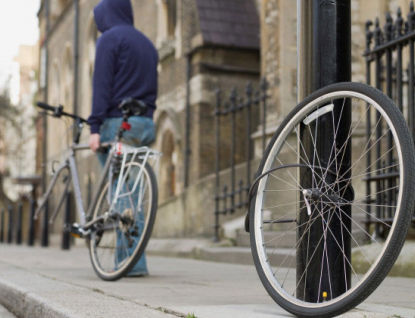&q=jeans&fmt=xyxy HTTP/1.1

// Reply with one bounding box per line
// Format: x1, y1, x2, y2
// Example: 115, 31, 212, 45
97, 116, 156, 165
98, 116, 156, 276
